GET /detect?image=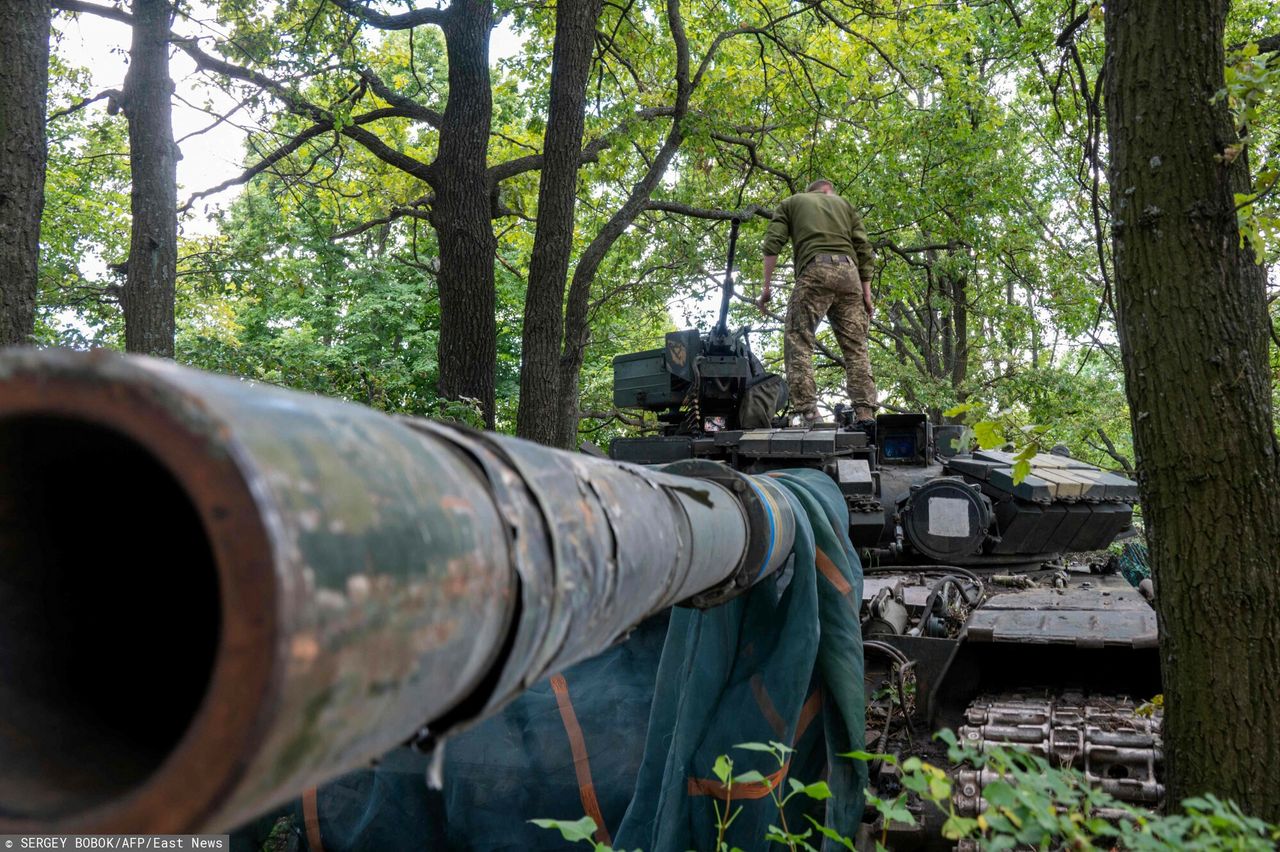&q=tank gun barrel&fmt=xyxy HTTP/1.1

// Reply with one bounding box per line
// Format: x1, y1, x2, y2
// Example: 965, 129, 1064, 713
0, 349, 795, 835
